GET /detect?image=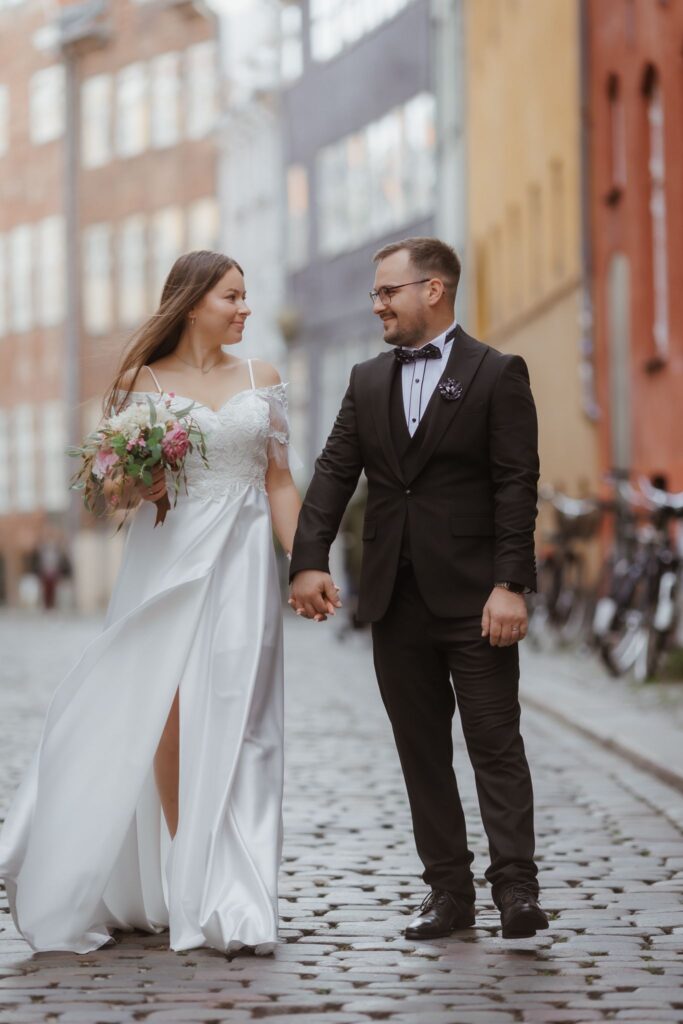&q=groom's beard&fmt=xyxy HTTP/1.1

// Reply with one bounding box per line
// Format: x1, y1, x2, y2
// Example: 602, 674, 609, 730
382, 312, 429, 349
